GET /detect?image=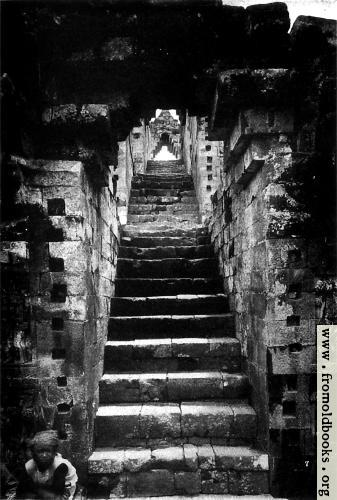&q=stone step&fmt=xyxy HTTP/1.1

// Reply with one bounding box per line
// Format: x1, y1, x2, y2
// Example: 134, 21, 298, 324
119, 245, 213, 259
128, 204, 198, 214
129, 196, 198, 205
108, 314, 235, 340
135, 174, 192, 181
146, 169, 187, 175
117, 258, 218, 278
132, 180, 194, 189
147, 162, 184, 165
104, 337, 241, 373
147, 161, 184, 165
99, 371, 248, 403
121, 235, 210, 247
115, 278, 223, 296
110, 295, 229, 316
122, 226, 207, 238
94, 402, 256, 447
146, 167, 185, 172
88, 496, 285, 500
131, 189, 195, 197
127, 214, 200, 224
88, 445, 269, 497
